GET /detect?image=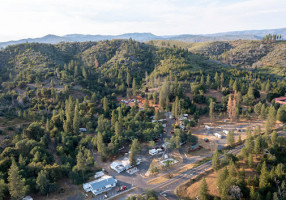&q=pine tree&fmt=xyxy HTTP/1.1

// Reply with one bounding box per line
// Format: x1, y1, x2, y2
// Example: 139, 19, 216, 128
260, 104, 267, 119
115, 121, 121, 136
144, 97, 149, 110
118, 107, 123, 125
206, 74, 211, 86
82, 66, 87, 79
132, 78, 136, 96
0, 179, 6, 200
97, 132, 106, 156
212, 149, 220, 171
238, 134, 242, 144
200, 74, 204, 85
259, 161, 269, 189
209, 100, 215, 123
111, 110, 116, 127
73, 105, 80, 134
250, 186, 255, 200
271, 131, 278, 144
165, 96, 170, 111
227, 130, 235, 147
8, 160, 26, 199
214, 72, 219, 88
227, 95, 233, 120
217, 167, 228, 193
199, 177, 209, 200
273, 192, 279, 200
265, 80, 270, 91
77, 150, 86, 179
254, 102, 262, 116
268, 106, 277, 128
233, 80, 238, 91
220, 73, 224, 88
248, 153, 253, 168
228, 161, 236, 177
102, 96, 109, 113
245, 133, 254, 153
129, 139, 140, 166
254, 137, 261, 156
36, 170, 49, 195
126, 72, 131, 87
